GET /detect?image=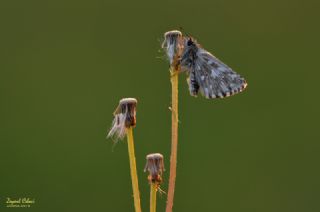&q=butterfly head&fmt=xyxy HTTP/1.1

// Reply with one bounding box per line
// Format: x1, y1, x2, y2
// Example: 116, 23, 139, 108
187, 37, 194, 46
184, 37, 200, 50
